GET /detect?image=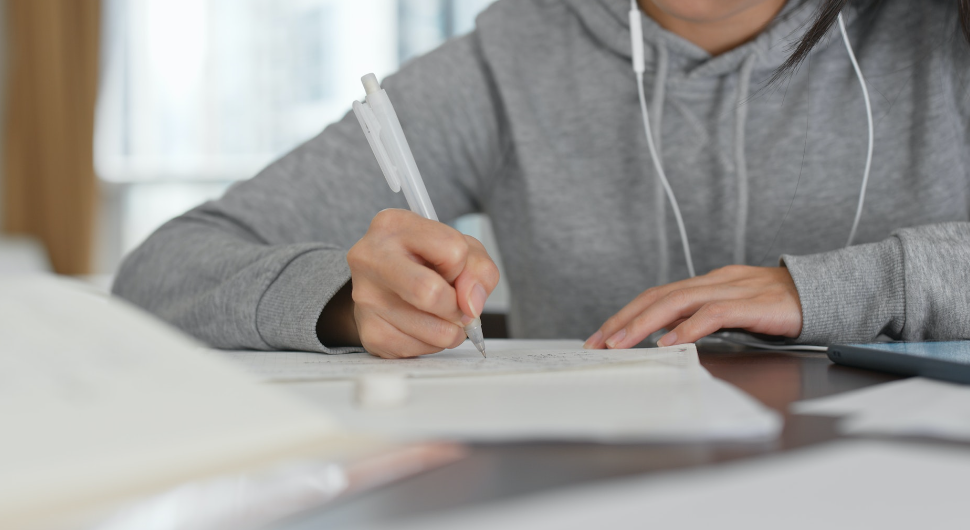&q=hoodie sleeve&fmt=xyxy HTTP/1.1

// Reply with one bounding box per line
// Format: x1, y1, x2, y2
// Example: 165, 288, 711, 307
782, 22, 970, 346
781, 223, 970, 345
112, 33, 506, 353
